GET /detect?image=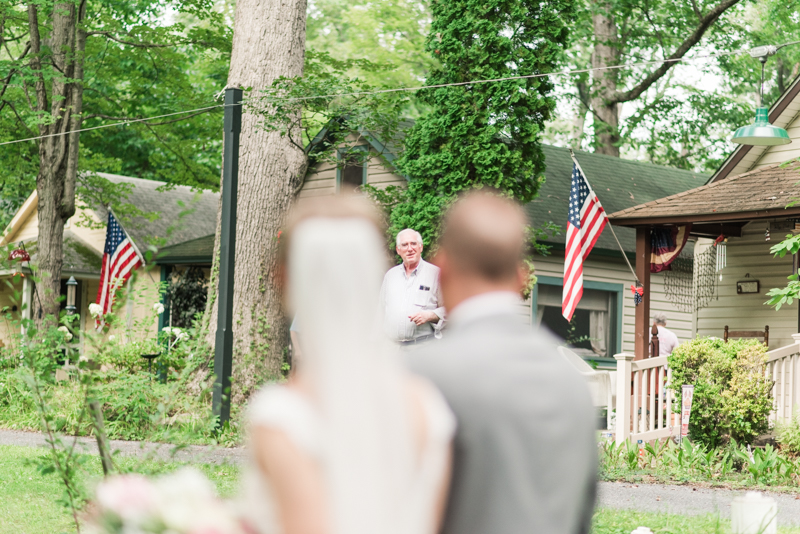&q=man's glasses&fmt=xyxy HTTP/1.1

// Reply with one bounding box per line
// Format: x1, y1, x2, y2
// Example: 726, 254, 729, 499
398, 242, 420, 249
